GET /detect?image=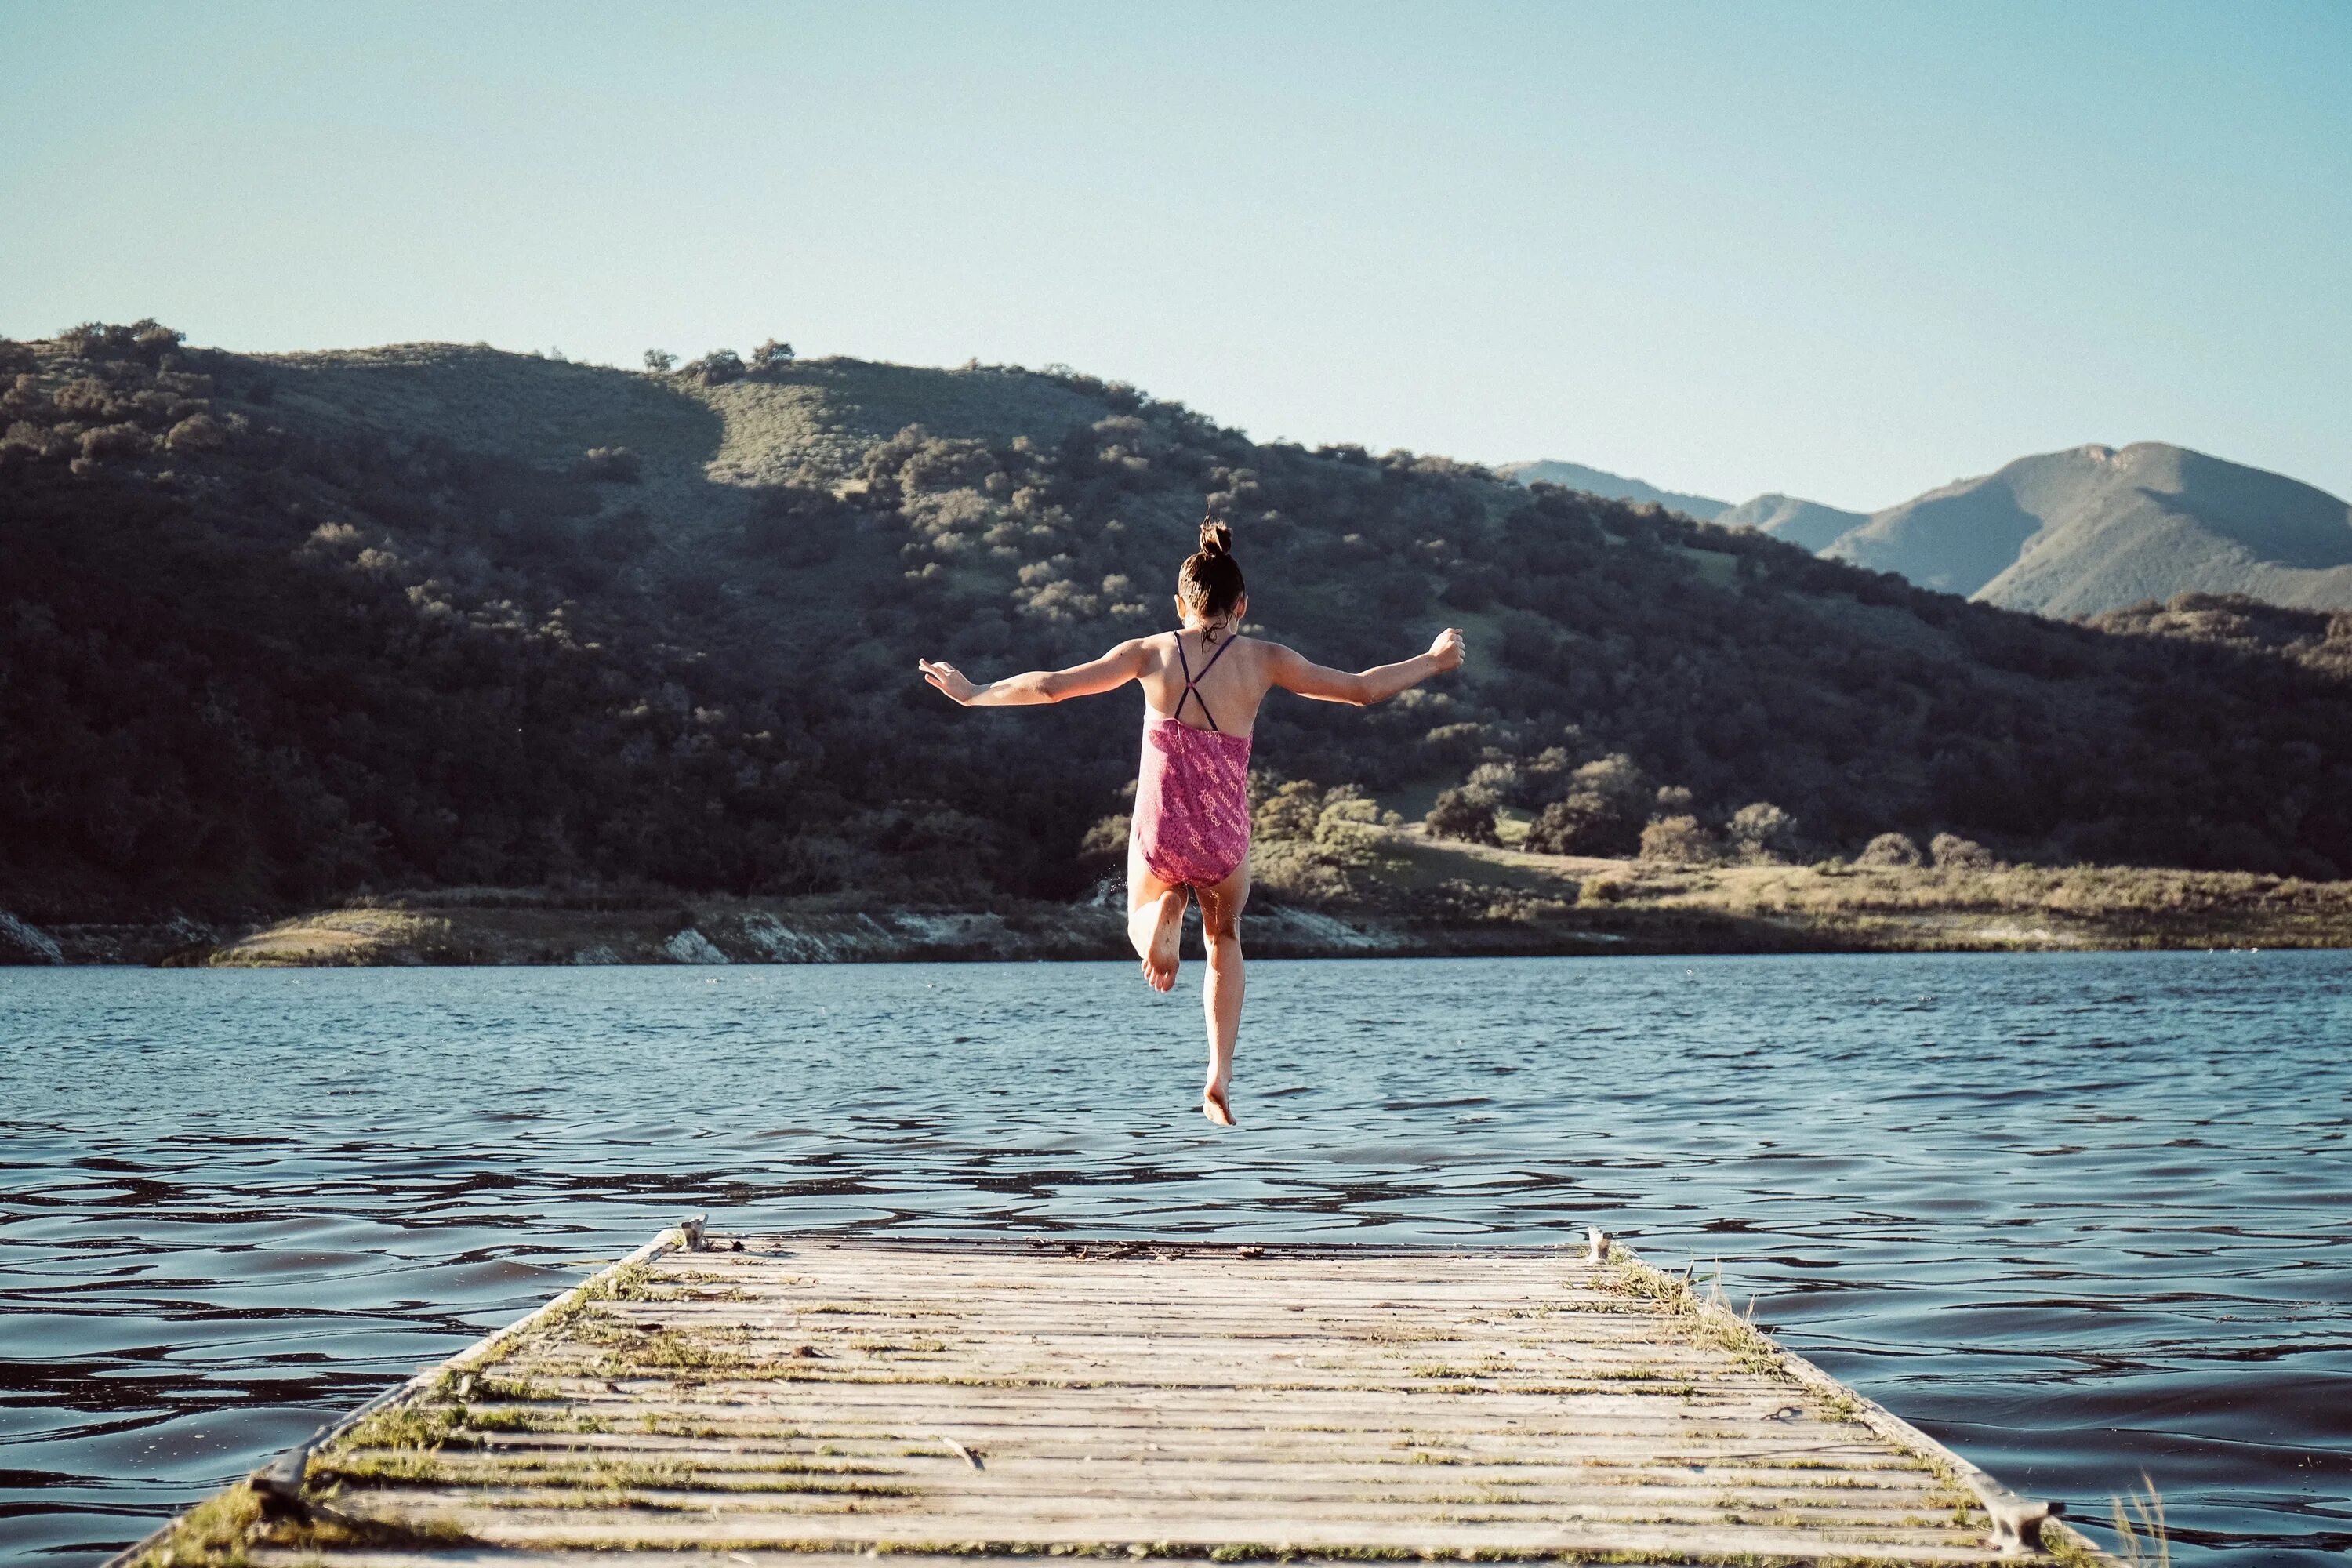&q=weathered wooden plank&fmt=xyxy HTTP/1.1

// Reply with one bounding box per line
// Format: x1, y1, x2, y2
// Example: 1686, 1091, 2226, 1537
375, 1462, 1961, 1505
425, 1436, 1944, 1477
